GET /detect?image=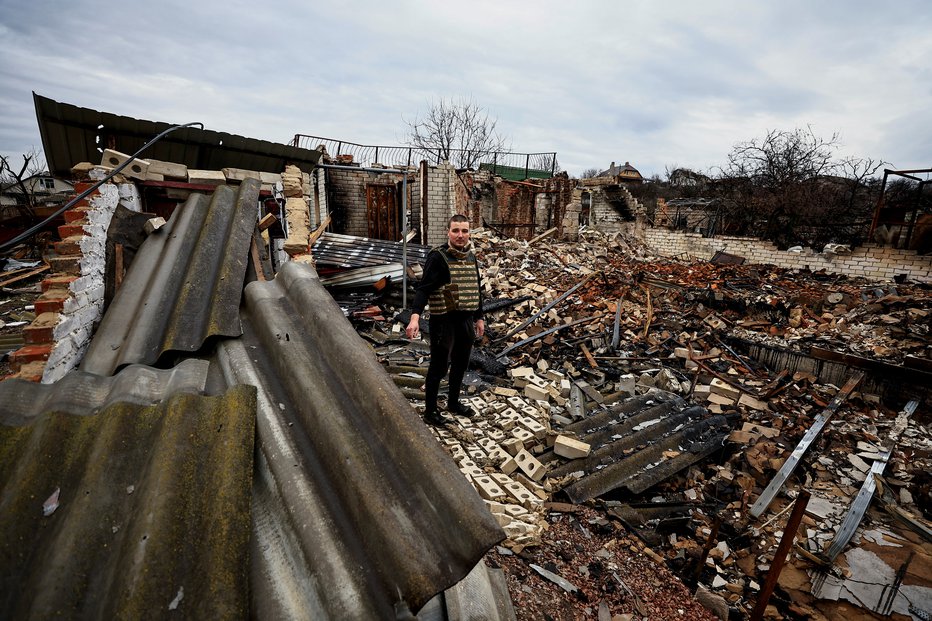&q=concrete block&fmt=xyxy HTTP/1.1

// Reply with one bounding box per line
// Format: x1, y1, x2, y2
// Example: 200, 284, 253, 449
518, 417, 547, 440
144, 217, 167, 235
512, 427, 535, 445
514, 449, 546, 481
187, 169, 227, 186
490, 474, 539, 509
499, 456, 519, 475
222, 167, 262, 182
554, 435, 591, 459
100, 149, 149, 180
147, 159, 188, 179
502, 437, 524, 456
524, 383, 549, 402
710, 378, 741, 401
472, 474, 507, 501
